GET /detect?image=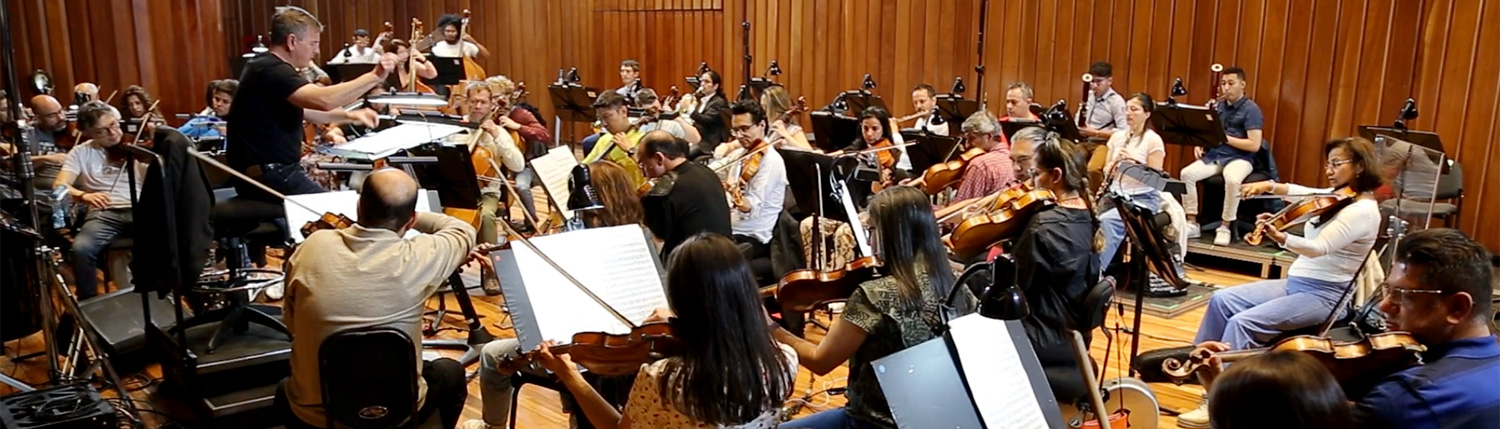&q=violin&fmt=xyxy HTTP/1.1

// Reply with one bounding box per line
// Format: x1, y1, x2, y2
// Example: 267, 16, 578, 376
945, 184, 1056, 261
496, 322, 682, 376
772, 256, 882, 313
726, 139, 769, 213
300, 212, 357, 238
1244, 186, 1357, 246
1162, 332, 1425, 398
918, 147, 986, 194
